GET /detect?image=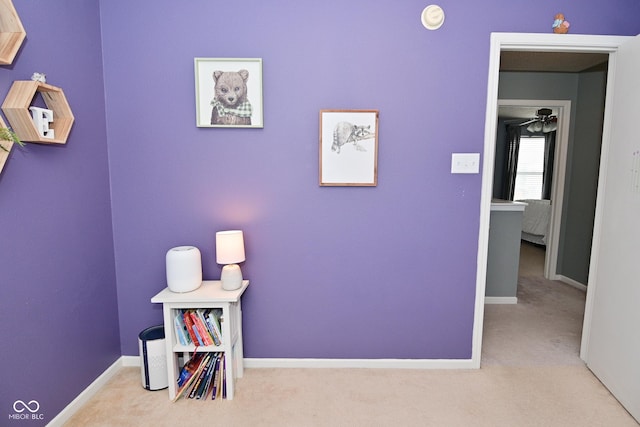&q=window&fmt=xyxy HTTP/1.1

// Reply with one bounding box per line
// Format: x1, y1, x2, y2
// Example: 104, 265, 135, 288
514, 136, 545, 200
